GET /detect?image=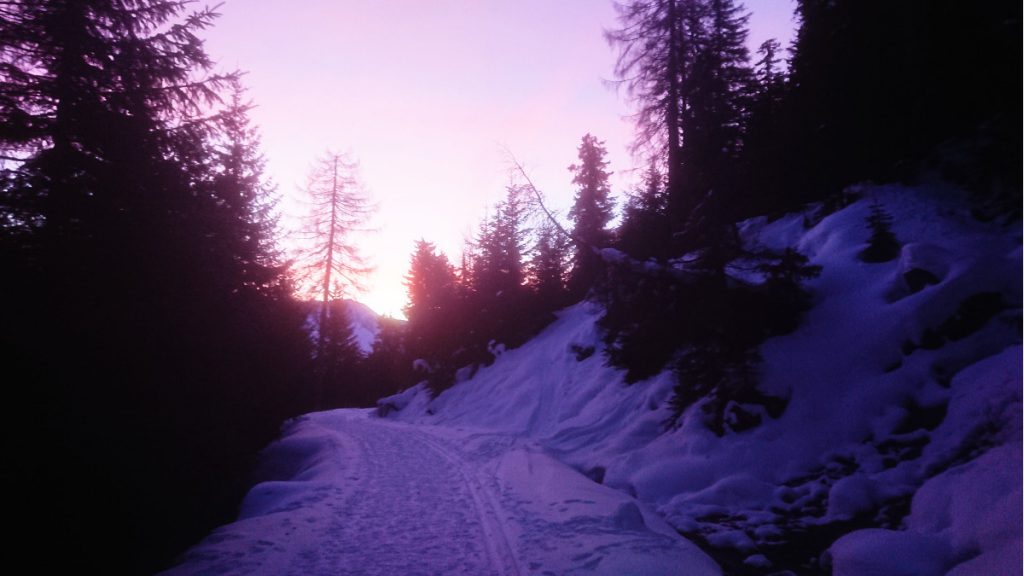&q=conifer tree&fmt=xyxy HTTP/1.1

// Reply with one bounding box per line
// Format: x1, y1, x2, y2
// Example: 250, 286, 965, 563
568, 134, 614, 293
0, 2, 309, 572
295, 151, 374, 407
606, 0, 692, 232
738, 38, 789, 216
403, 239, 464, 389
211, 78, 289, 298
529, 220, 570, 305
472, 184, 532, 299
677, 0, 752, 261
618, 158, 671, 260
607, 0, 752, 253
